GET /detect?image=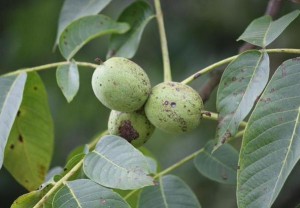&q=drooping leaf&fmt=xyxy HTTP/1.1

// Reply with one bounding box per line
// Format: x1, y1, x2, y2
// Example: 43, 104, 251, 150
4, 72, 54, 191
59, 15, 130, 60
139, 175, 201, 208
237, 57, 300, 208
237, 10, 300, 47
214, 51, 269, 150
11, 190, 41, 208
53, 179, 130, 208
54, 0, 112, 46
56, 60, 79, 102
83, 135, 154, 190
194, 141, 238, 185
0, 73, 27, 169
107, 1, 155, 58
